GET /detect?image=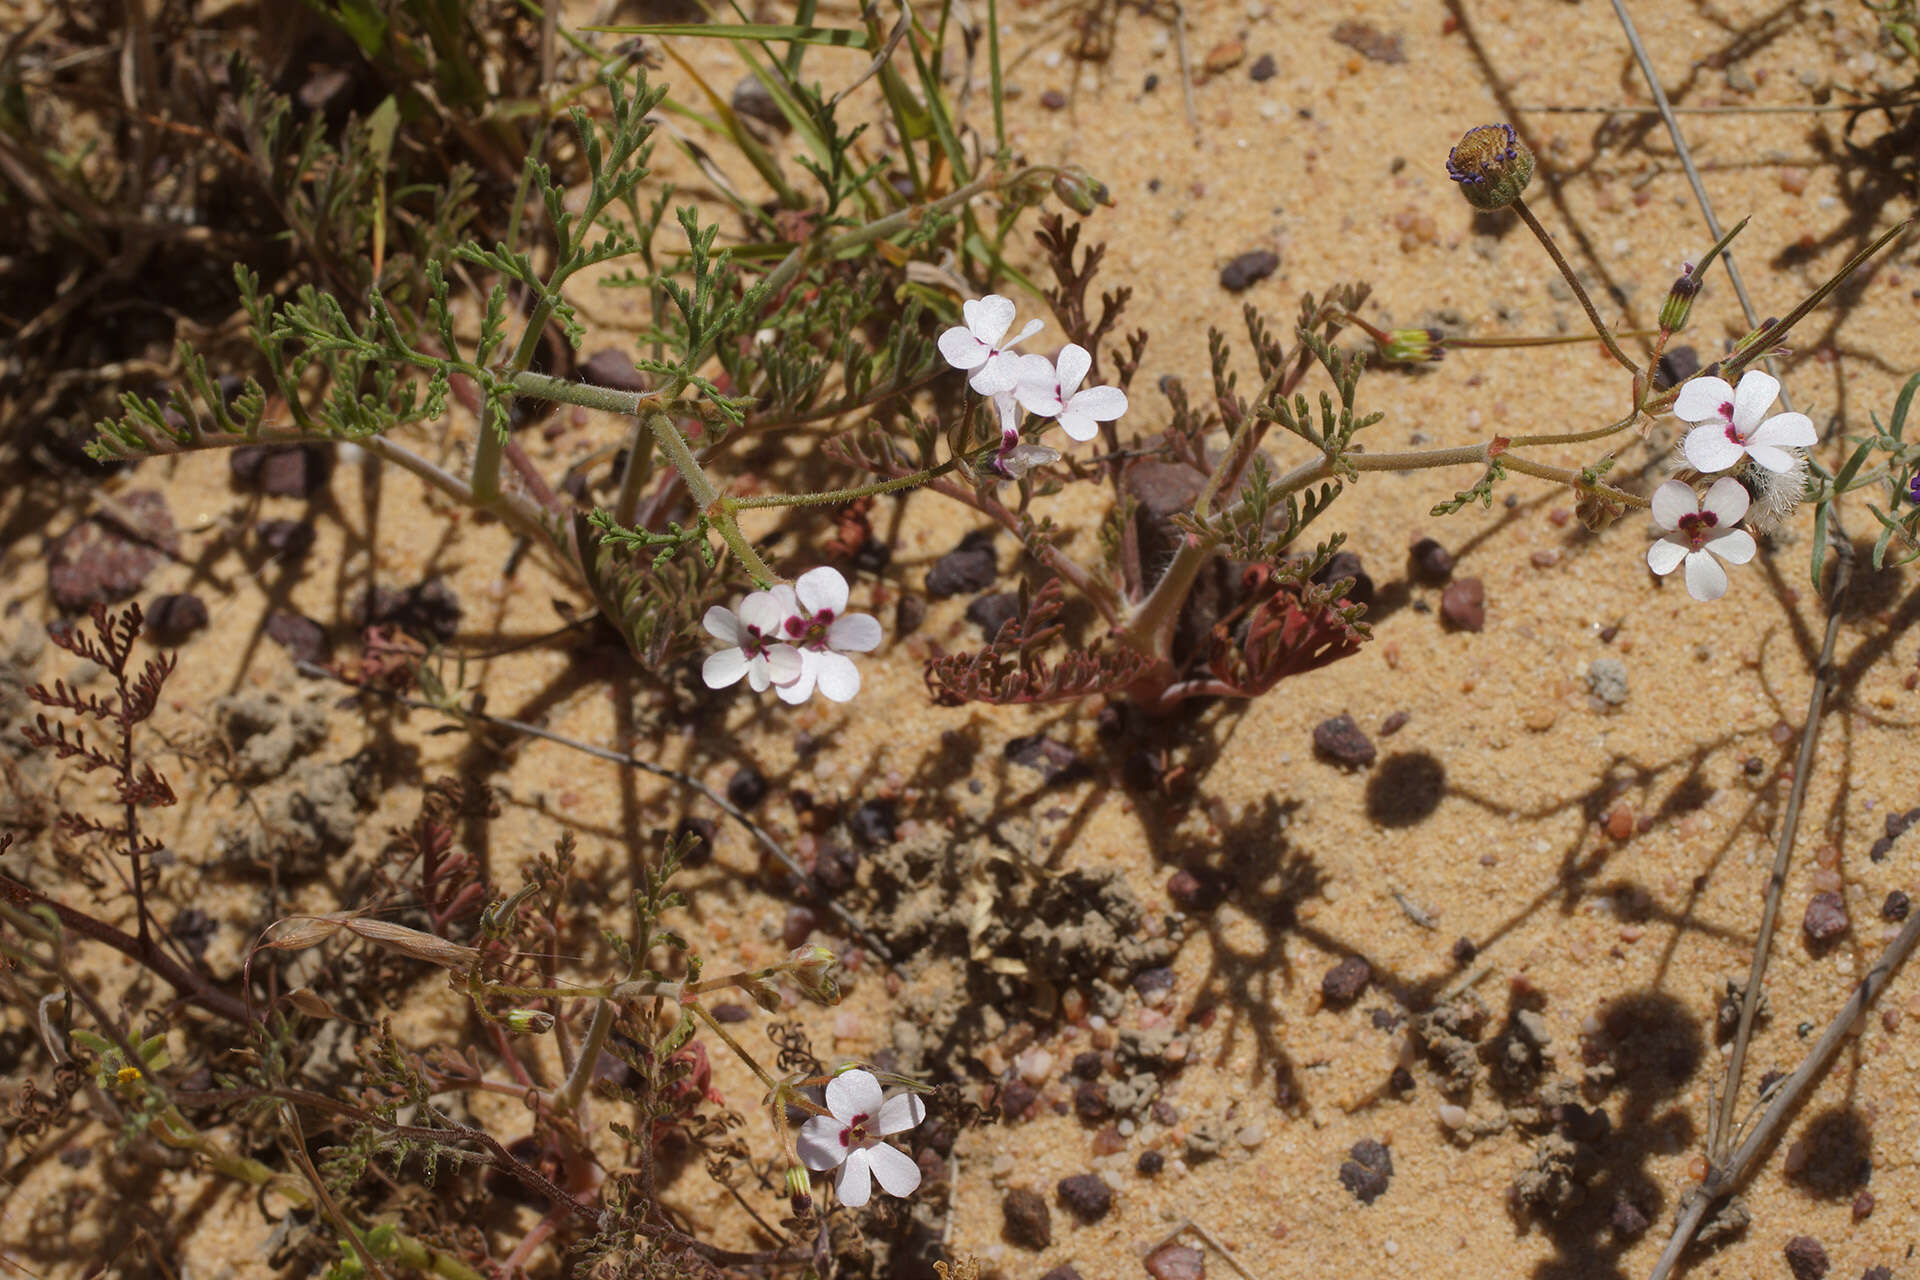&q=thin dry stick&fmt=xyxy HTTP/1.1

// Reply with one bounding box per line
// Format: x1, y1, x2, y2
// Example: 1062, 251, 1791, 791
1648, 895, 1920, 1280
291, 661, 898, 967
1170, 1, 1200, 140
